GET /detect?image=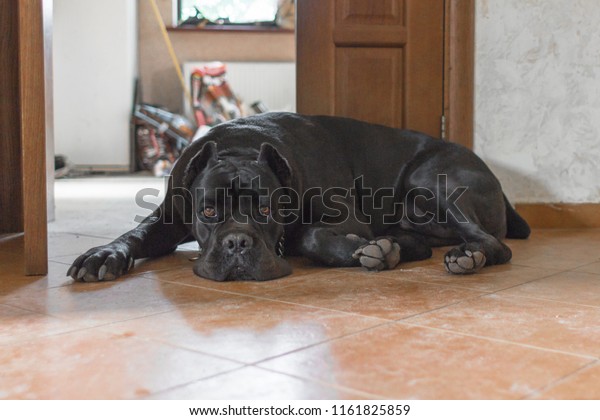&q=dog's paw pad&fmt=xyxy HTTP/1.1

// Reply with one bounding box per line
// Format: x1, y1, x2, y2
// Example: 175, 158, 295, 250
359, 255, 386, 270
444, 248, 486, 275
353, 238, 401, 271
